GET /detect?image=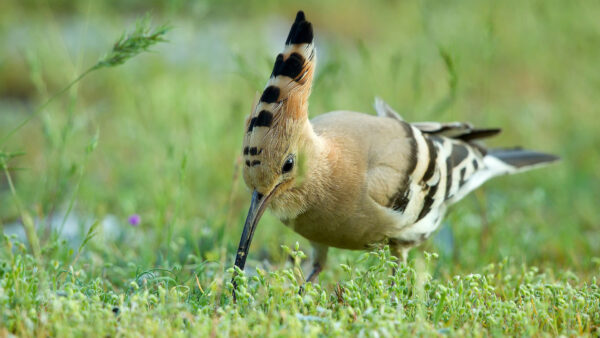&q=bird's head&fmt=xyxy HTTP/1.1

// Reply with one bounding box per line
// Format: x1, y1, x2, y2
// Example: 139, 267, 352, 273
234, 11, 316, 273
